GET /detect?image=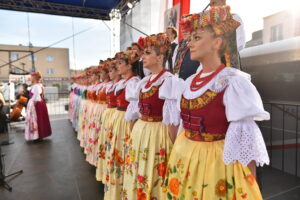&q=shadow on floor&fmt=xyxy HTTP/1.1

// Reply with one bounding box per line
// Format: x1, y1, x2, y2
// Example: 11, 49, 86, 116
0, 117, 104, 200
